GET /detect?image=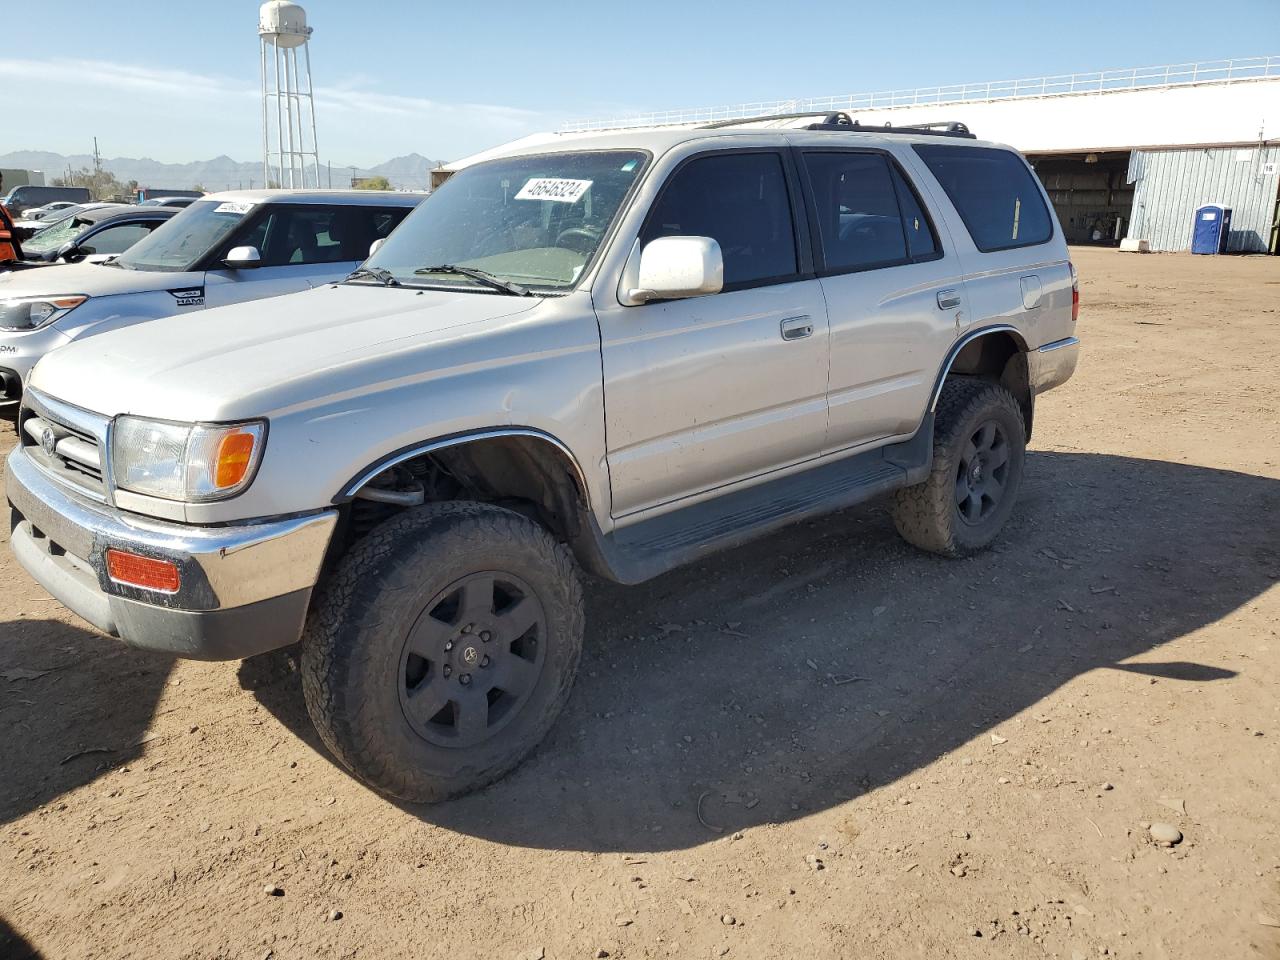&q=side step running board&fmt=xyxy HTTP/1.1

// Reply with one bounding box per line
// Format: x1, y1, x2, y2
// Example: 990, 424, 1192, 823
580, 417, 934, 584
